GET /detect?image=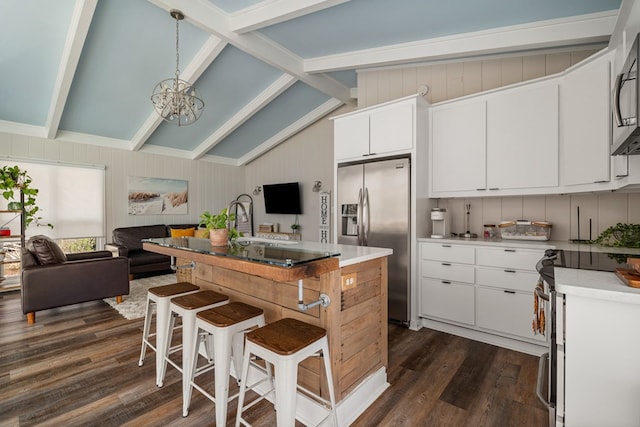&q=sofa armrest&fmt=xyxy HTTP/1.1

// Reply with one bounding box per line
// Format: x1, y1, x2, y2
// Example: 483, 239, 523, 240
21, 256, 130, 314
105, 243, 127, 257
66, 250, 113, 261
